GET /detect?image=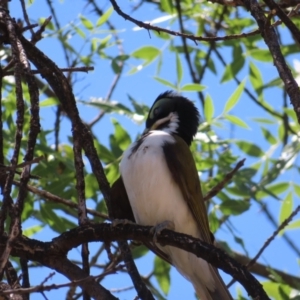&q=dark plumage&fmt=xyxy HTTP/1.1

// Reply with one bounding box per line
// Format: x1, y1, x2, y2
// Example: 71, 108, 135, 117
146, 91, 200, 145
